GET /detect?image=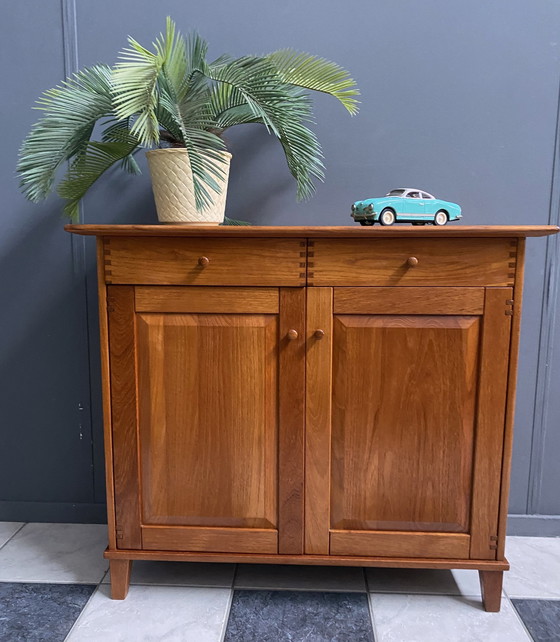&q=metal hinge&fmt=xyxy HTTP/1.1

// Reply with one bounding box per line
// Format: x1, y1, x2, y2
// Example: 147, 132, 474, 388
116, 529, 124, 541
489, 535, 498, 550
505, 299, 514, 316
